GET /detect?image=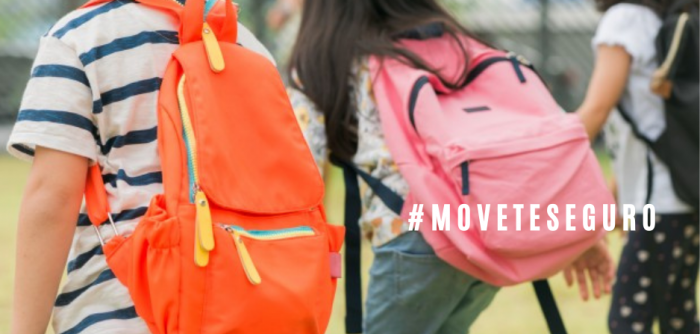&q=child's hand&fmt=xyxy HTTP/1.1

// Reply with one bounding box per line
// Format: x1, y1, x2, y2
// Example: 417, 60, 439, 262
563, 239, 615, 301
